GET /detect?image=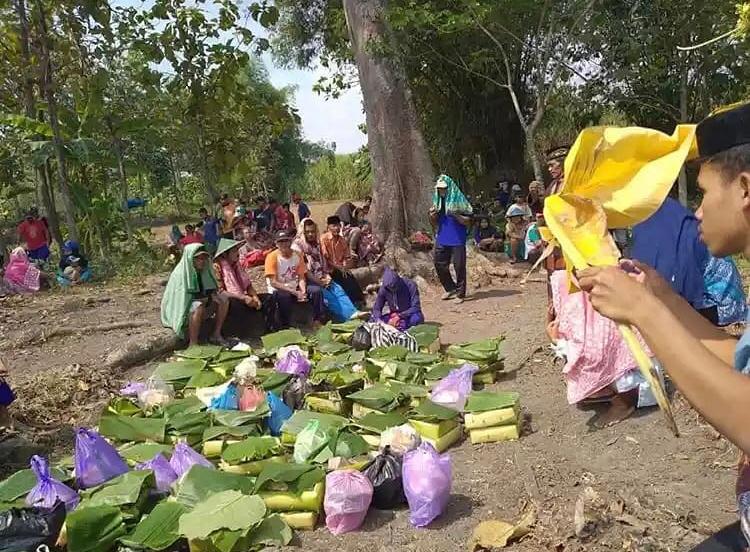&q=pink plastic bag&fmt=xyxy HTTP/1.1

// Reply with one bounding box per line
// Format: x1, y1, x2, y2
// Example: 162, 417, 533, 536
136, 453, 178, 492
169, 442, 214, 478
429, 363, 478, 412
324, 470, 373, 535
402, 442, 452, 527
238, 385, 265, 411
74, 428, 128, 489
275, 349, 311, 378
26, 455, 79, 512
